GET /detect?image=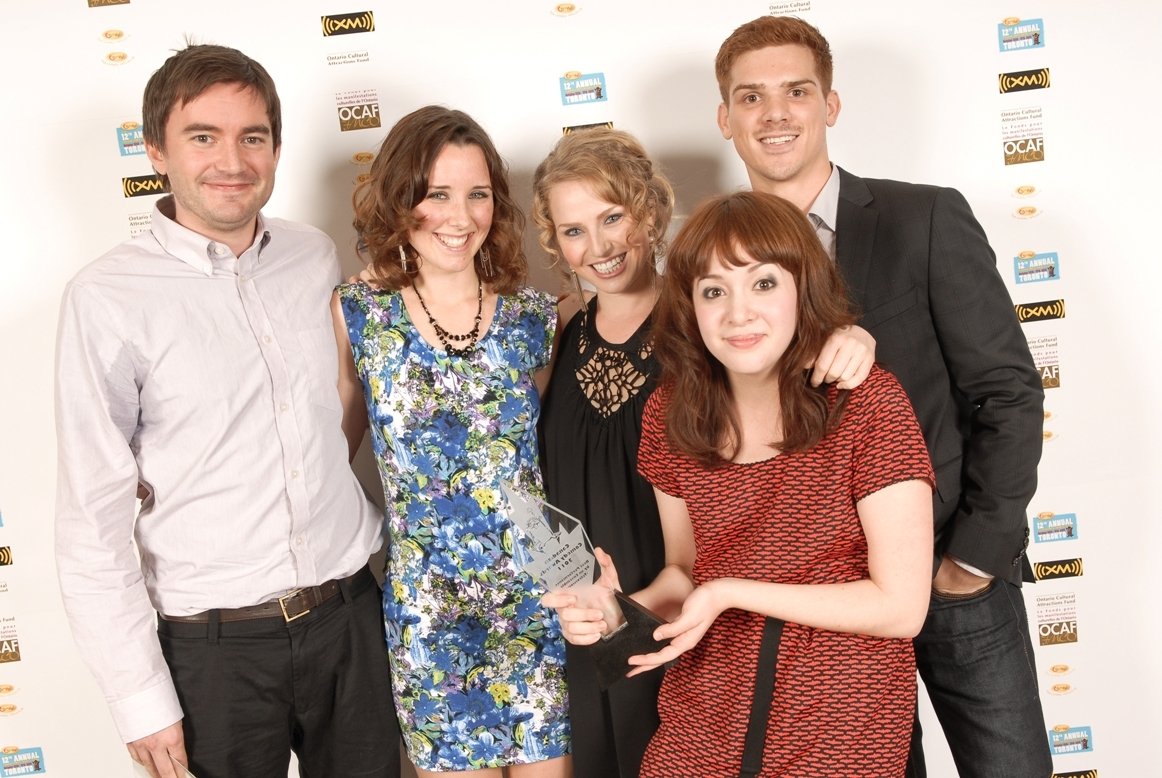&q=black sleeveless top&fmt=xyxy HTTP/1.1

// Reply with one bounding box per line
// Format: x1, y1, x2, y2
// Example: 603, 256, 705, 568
538, 297, 666, 778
